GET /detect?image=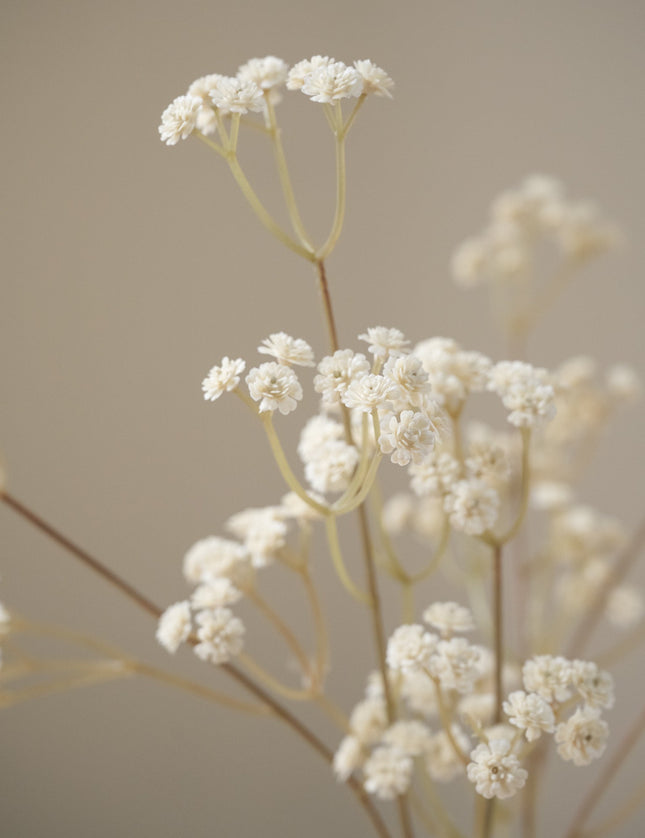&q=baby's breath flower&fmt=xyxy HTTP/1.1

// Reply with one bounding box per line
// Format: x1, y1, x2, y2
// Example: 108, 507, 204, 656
358, 327, 410, 359
226, 506, 287, 568
571, 661, 614, 710
414, 338, 491, 412
382, 720, 433, 757
298, 414, 345, 462
530, 480, 574, 511
379, 410, 436, 466
210, 76, 264, 114
300, 61, 363, 103
386, 624, 438, 672
237, 56, 288, 92
314, 350, 370, 406
363, 746, 413, 799
304, 440, 359, 494
409, 450, 460, 497
183, 537, 252, 588
158, 95, 202, 145
353, 60, 394, 97
467, 739, 527, 799
286, 56, 336, 91
246, 362, 303, 414
425, 726, 471, 781
193, 608, 245, 664
349, 697, 388, 746
503, 690, 555, 741
191, 578, 242, 610
384, 355, 432, 409
522, 655, 573, 703
381, 492, 416, 534
429, 638, 481, 694
555, 706, 609, 766
333, 735, 365, 781
257, 332, 315, 367
399, 668, 439, 717
278, 491, 326, 521
202, 357, 245, 401
444, 478, 499, 536
156, 601, 192, 653
488, 361, 556, 428
423, 602, 475, 637
342, 374, 392, 412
